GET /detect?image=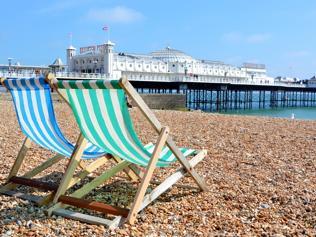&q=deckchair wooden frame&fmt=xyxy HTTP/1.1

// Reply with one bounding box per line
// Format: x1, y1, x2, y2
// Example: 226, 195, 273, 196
46, 75, 207, 227
0, 135, 113, 205
0, 78, 114, 206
